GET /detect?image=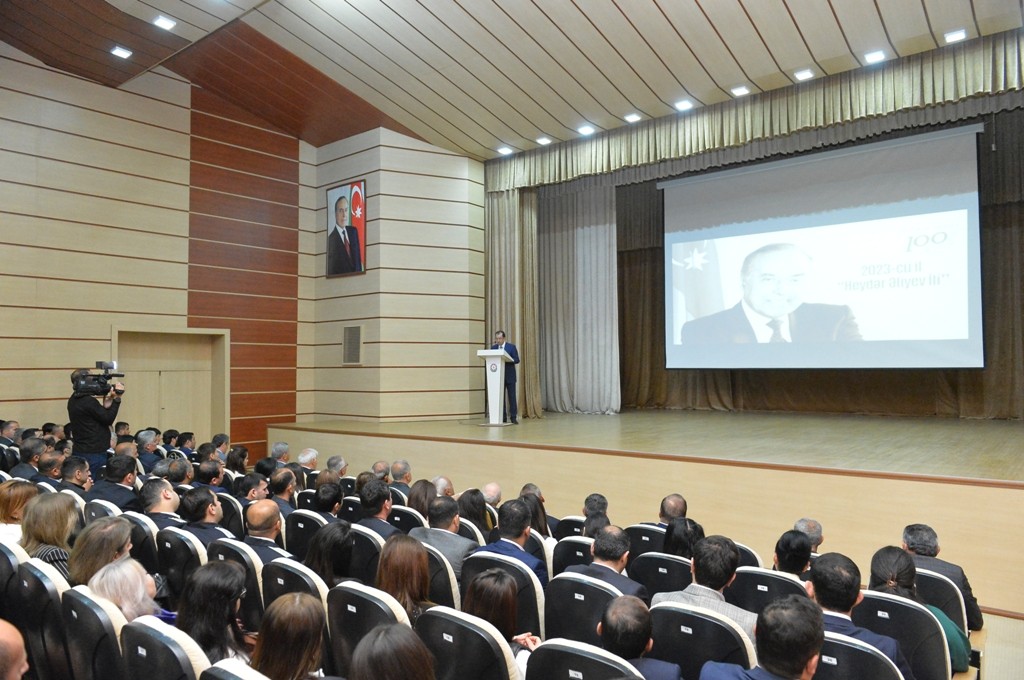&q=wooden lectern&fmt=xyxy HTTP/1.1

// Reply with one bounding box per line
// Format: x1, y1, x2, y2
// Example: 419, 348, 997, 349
477, 349, 513, 426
